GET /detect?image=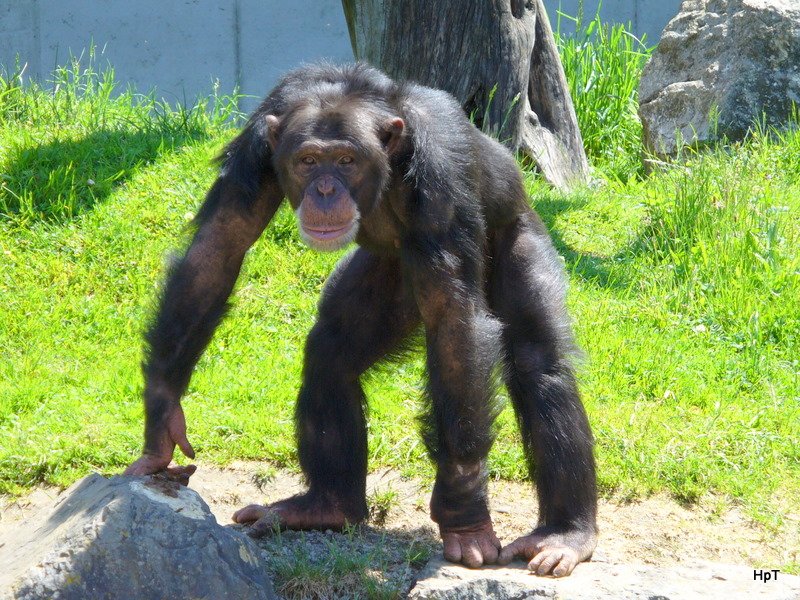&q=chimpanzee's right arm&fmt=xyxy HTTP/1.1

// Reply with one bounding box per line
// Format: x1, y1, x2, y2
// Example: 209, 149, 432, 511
125, 123, 283, 477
